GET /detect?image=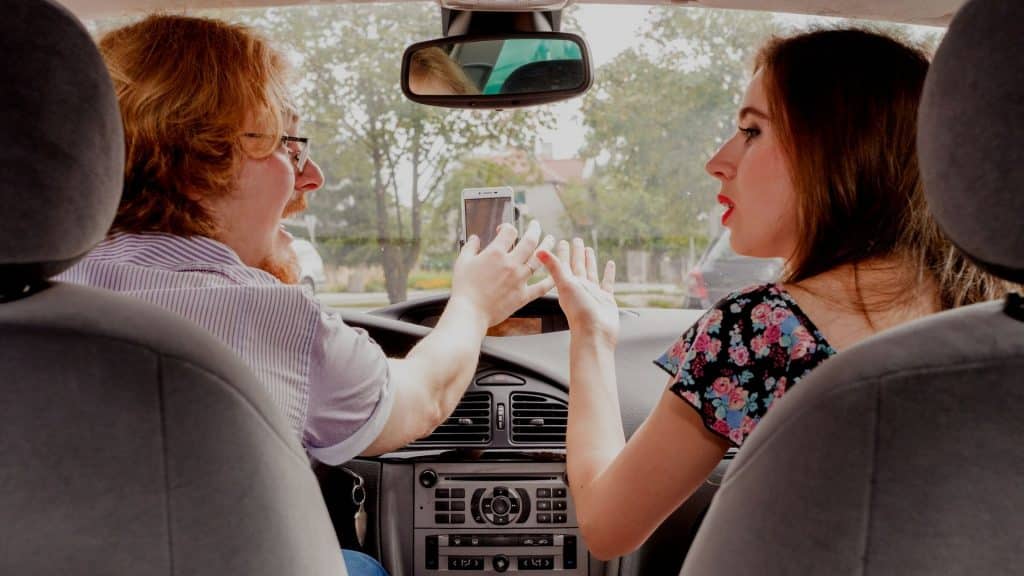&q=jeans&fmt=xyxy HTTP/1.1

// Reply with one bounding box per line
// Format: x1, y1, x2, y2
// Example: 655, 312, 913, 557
342, 549, 389, 576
